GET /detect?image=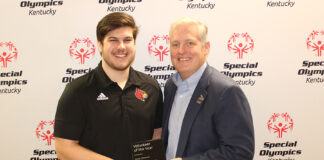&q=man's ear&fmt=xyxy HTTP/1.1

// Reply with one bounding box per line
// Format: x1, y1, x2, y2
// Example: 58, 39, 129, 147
97, 40, 103, 56
204, 41, 210, 55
